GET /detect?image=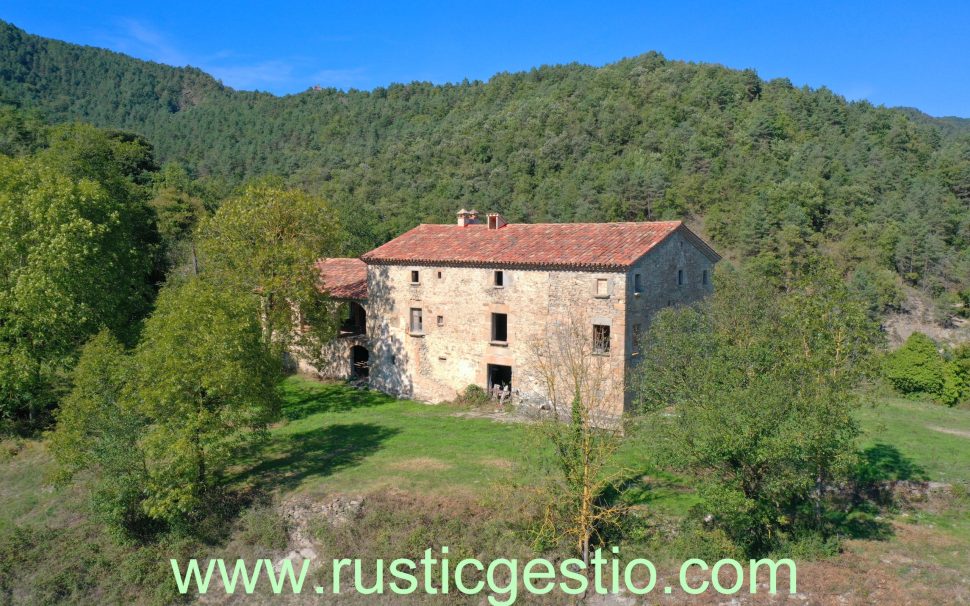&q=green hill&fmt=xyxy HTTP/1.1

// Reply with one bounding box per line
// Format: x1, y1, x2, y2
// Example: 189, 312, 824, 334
1, 20, 968, 317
